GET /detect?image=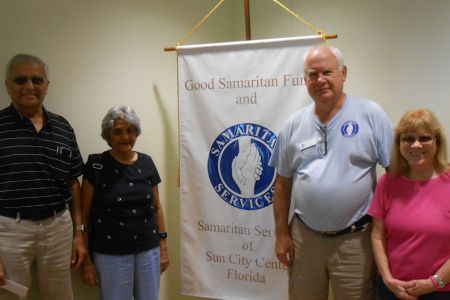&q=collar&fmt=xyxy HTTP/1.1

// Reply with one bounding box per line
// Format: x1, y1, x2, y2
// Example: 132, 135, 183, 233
8, 103, 53, 128
313, 95, 349, 128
